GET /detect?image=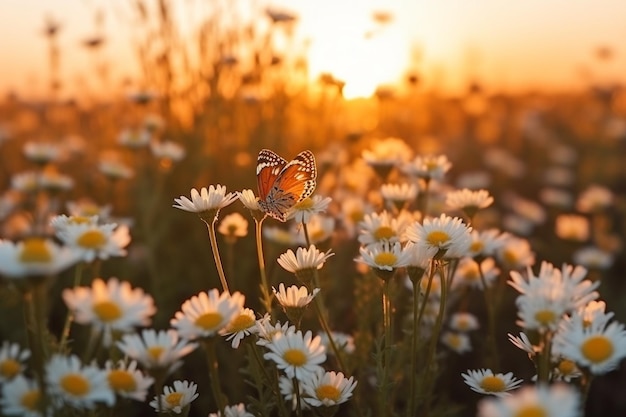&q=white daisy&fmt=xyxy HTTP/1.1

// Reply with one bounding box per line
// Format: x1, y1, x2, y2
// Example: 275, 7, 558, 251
477, 384, 581, 417
287, 195, 332, 224
222, 307, 257, 349
105, 360, 154, 402
263, 330, 326, 379
292, 215, 335, 245
256, 317, 297, 347
317, 331, 355, 355
468, 229, 508, 259
149, 380, 199, 414
118, 127, 151, 148
576, 184, 613, 213
55, 221, 131, 263
116, 329, 198, 374
357, 210, 406, 247
50, 214, 99, 231
23, 141, 62, 165
217, 212, 249, 242
572, 246, 614, 270
446, 188, 494, 218
552, 357, 582, 382
150, 140, 186, 162
170, 290, 244, 340
0, 342, 30, 383
0, 237, 78, 279
553, 310, 626, 375
237, 189, 262, 212
208, 403, 255, 417
356, 241, 412, 278
442, 331, 472, 354
508, 332, 540, 356
62, 277, 156, 346
173, 185, 238, 216
449, 312, 480, 332
496, 235, 535, 270
68, 199, 112, 220
380, 183, 418, 211
401, 154, 452, 182
98, 159, 134, 180
362, 137, 412, 178
405, 214, 472, 259
279, 375, 309, 411
0, 374, 42, 417
10, 171, 38, 193
45, 354, 115, 409
452, 257, 499, 291
39, 169, 74, 193
461, 369, 523, 397
277, 245, 334, 282
301, 370, 357, 407
273, 283, 320, 308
